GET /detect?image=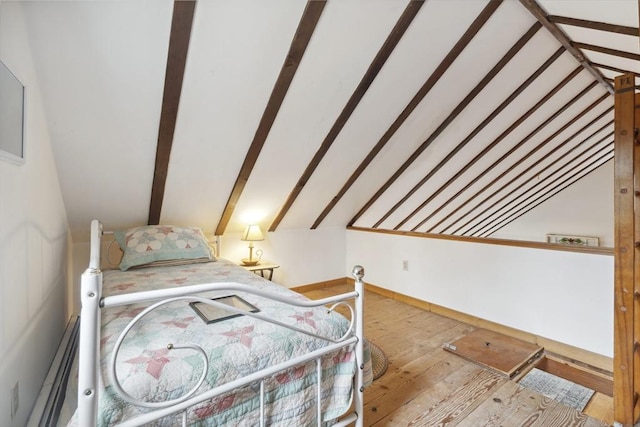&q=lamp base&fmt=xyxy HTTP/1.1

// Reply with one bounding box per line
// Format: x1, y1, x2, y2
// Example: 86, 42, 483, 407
241, 258, 260, 266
